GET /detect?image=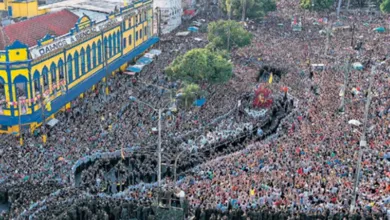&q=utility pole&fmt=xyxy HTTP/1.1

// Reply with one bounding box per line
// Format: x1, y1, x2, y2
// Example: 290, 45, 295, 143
337, 0, 343, 19
157, 108, 162, 187
102, 31, 109, 99
351, 22, 355, 47
350, 64, 376, 213
339, 58, 350, 112
227, 0, 232, 20
324, 22, 332, 55
241, 0, 246, 21
157, 7, 161, 49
